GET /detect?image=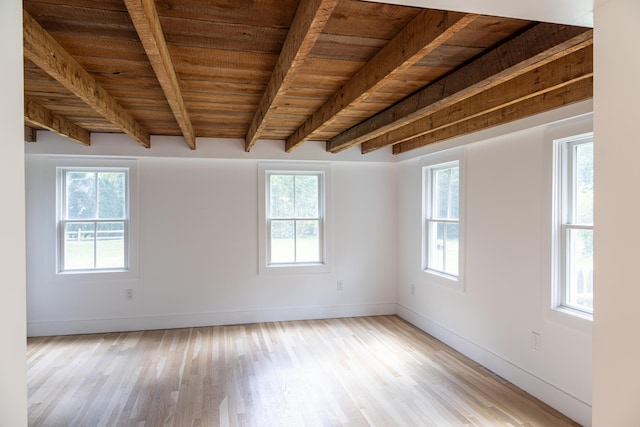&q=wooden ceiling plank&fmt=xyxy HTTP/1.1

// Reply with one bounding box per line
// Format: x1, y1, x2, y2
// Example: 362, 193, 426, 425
284, 10, 479, 152
362, 45, 593, 154
22, 10, 150, 148
327, 23, 593, 153
392, 77, 593, 155
24, 97, 91, 146
124, 0, 196, 149
244, 0, 339, 152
